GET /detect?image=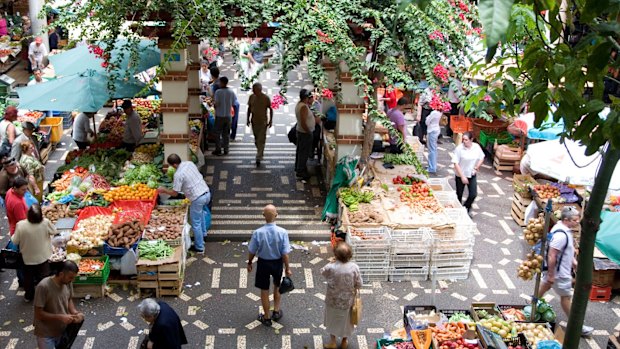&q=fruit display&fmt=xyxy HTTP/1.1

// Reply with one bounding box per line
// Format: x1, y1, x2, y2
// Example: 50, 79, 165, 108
340, 188, 375, 212
18, 111, 45, 124
477, 315, 517, 339
436, 339, 480, 349
523, 215, 545, 245
549, 182, 579, 203
514, 323, 555, 349
135, 143, 161, 157
379, 342, 415, 349
517, 252, 543, 281
103, 183, 157, 202
397, 182, 434, 198
106, 220, 144, 248
68, 214, 114, 251
448, 313, 474, 323
533, 184, 560, 200
398, 186, 443, 214
392, 175, 425, 185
